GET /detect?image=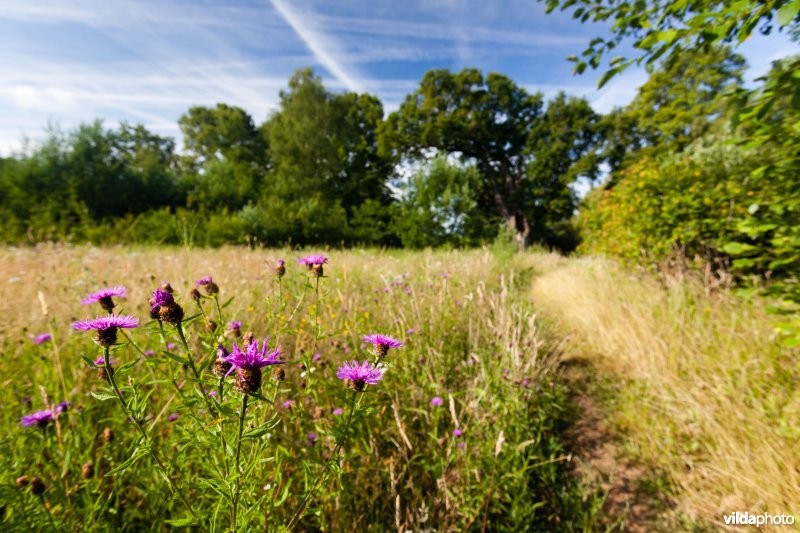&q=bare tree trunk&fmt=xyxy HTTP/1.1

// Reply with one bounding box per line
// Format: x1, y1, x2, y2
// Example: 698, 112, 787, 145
504, 213, 531, 250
